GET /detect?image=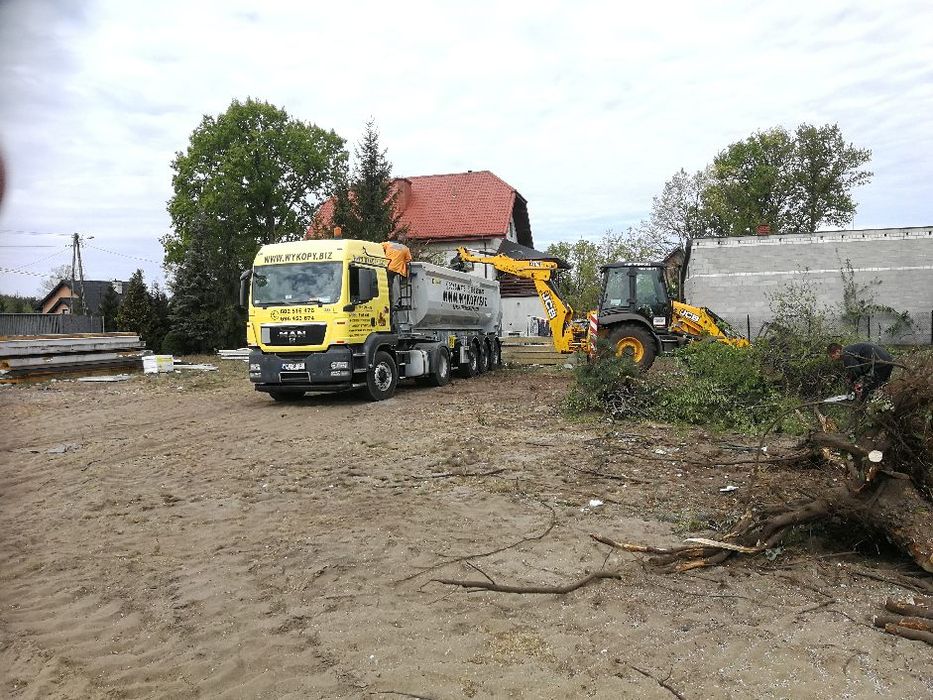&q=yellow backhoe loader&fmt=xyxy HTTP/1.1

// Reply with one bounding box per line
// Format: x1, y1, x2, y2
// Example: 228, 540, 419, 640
454, 244, 748, 370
